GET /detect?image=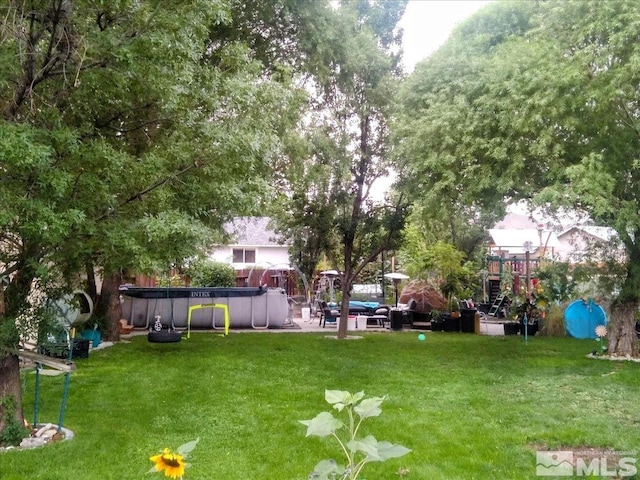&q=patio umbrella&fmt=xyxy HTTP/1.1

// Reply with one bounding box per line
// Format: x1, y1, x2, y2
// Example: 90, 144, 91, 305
319, 270, 339, 276
384, 272, 410, 307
